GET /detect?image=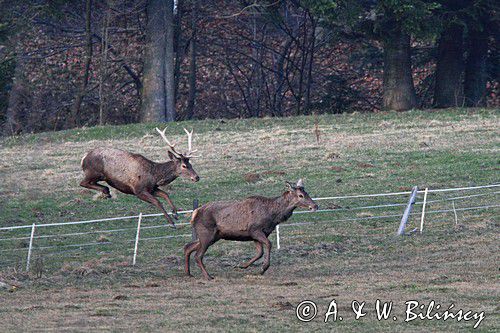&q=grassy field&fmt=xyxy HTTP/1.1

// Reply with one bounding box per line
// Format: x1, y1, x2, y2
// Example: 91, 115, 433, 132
0, 108, 499, 332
